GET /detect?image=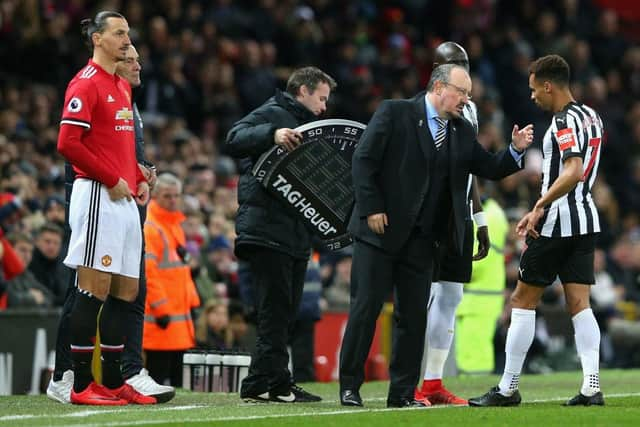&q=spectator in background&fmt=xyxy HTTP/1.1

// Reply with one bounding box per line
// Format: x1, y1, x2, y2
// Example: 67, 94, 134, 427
43, 195, 66, 229
204, 235, 237, 299
236, 39, 277, 112
28, 222, 69, 306
5, 231, 54, 308
186, 241, 216, 314
228, 299, 254, 353
195, 298, 232, 350
590, 247, 623, 365
323, 251, 353, 312
0, 192, 25, 229
0, 227, 26, 309
143, 173, 201, 387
